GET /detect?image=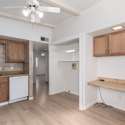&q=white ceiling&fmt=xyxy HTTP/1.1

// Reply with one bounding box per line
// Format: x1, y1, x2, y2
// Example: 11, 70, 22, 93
58, 0, 100, 11
0, 0, 101, 28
